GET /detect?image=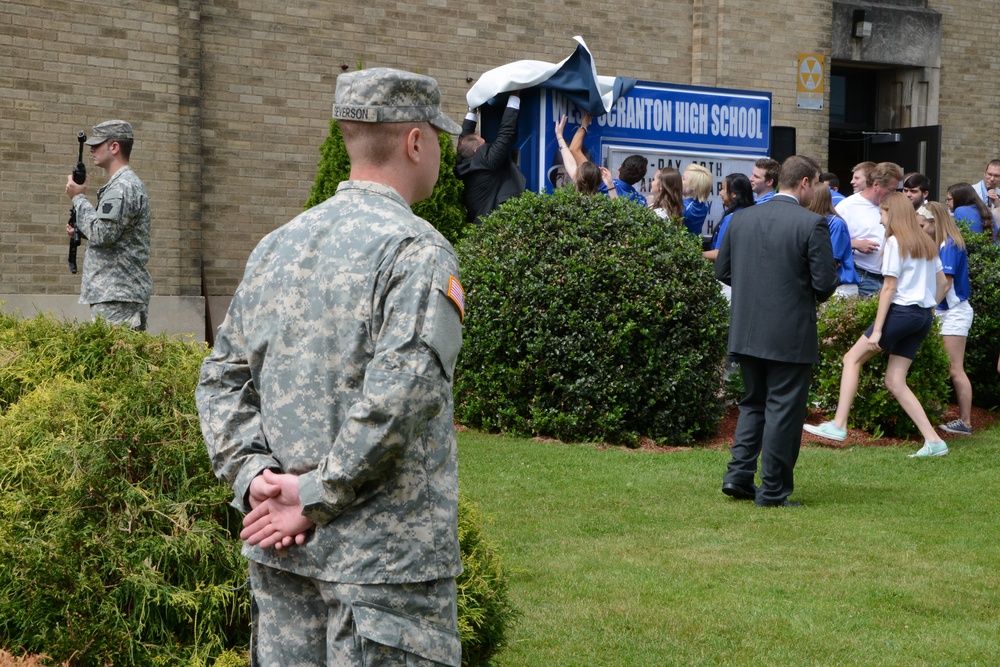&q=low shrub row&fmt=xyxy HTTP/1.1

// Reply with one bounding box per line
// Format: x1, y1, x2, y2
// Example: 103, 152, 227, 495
0, 313, 513, 667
